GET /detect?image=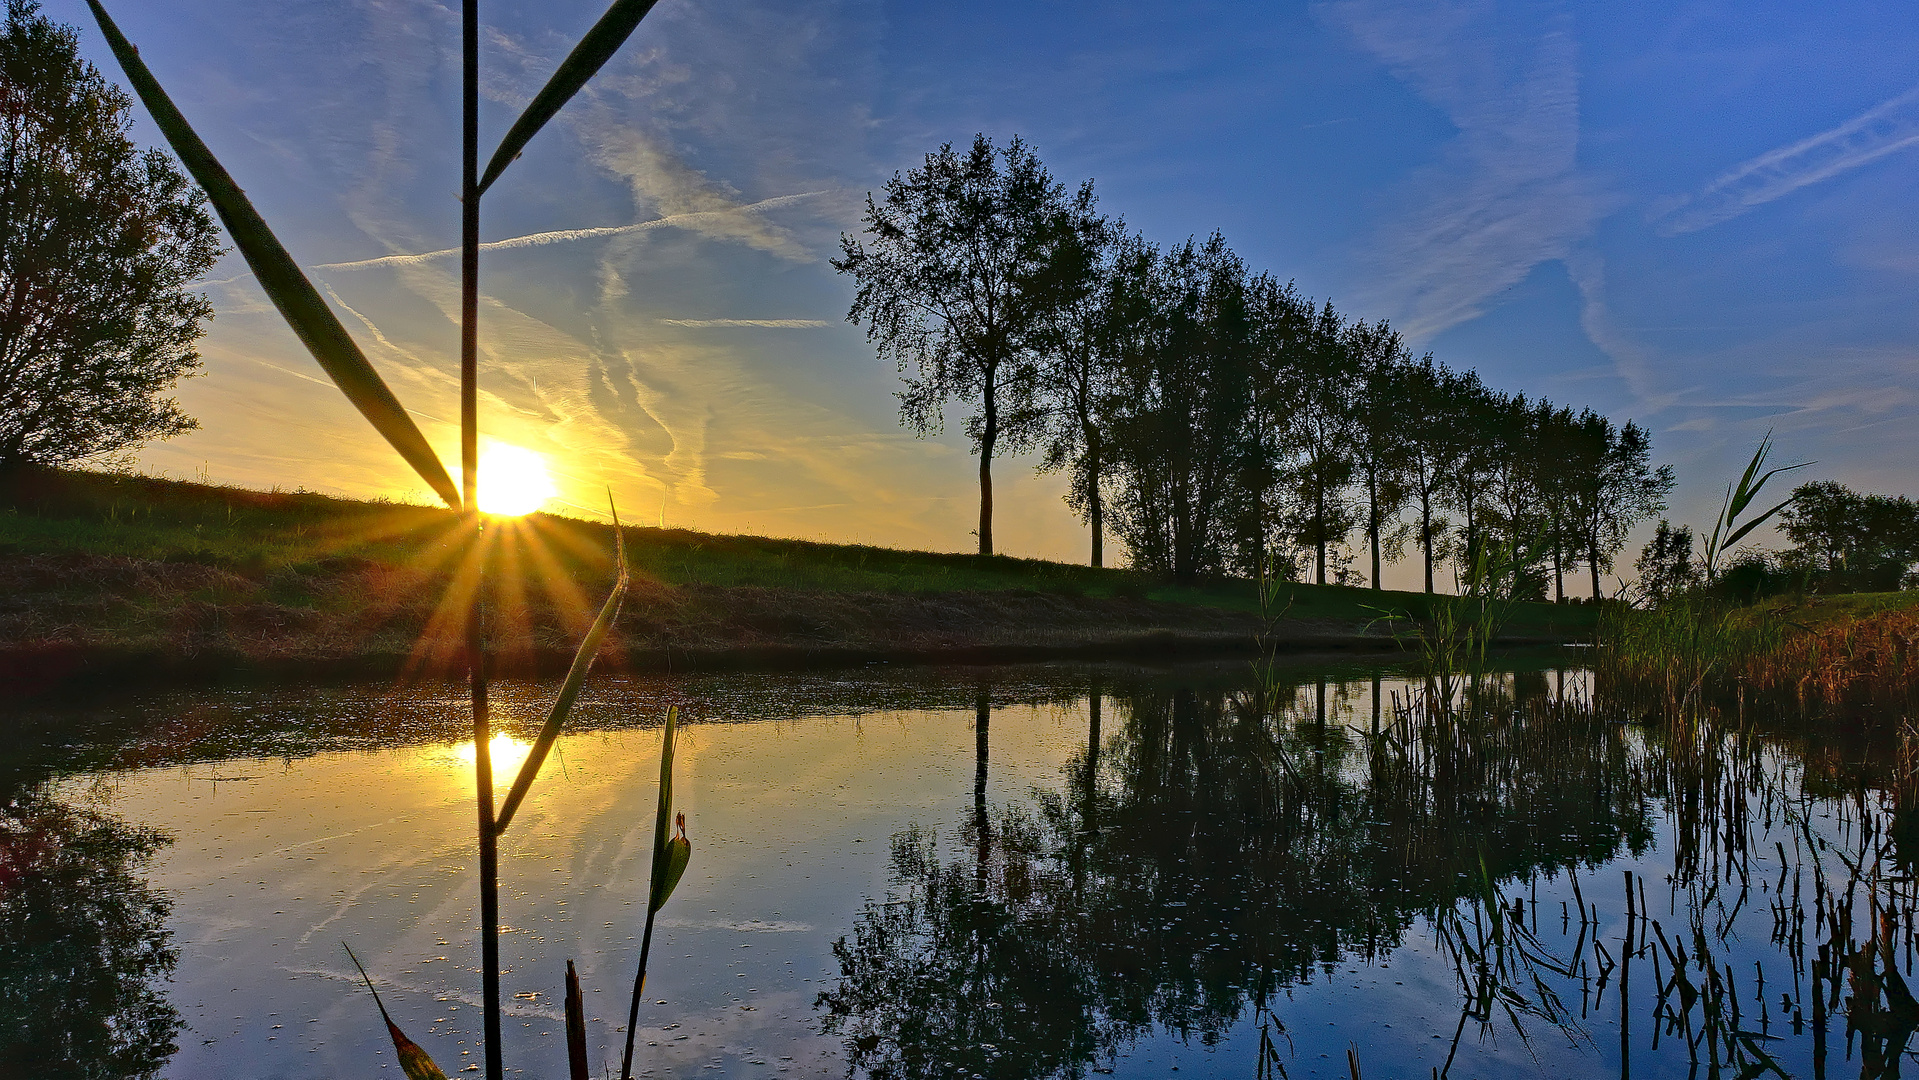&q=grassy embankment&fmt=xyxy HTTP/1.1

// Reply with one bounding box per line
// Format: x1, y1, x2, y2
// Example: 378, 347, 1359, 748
1599, 589, 1919, 716
0, 468, 1594, 688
